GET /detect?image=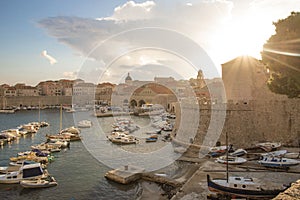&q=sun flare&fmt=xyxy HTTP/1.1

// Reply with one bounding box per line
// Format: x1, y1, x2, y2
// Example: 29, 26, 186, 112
211, 15, 275, 63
